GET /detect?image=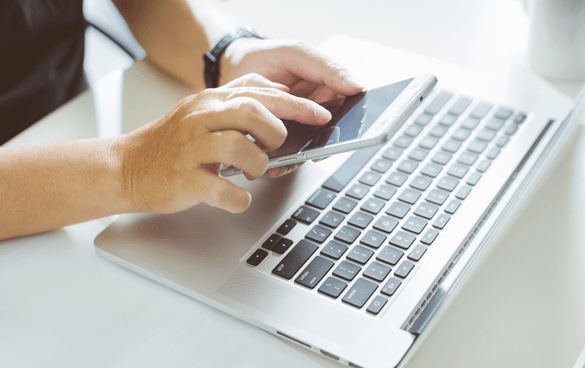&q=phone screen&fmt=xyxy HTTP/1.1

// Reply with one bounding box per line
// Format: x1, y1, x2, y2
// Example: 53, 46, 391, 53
267, 78, 413, 159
